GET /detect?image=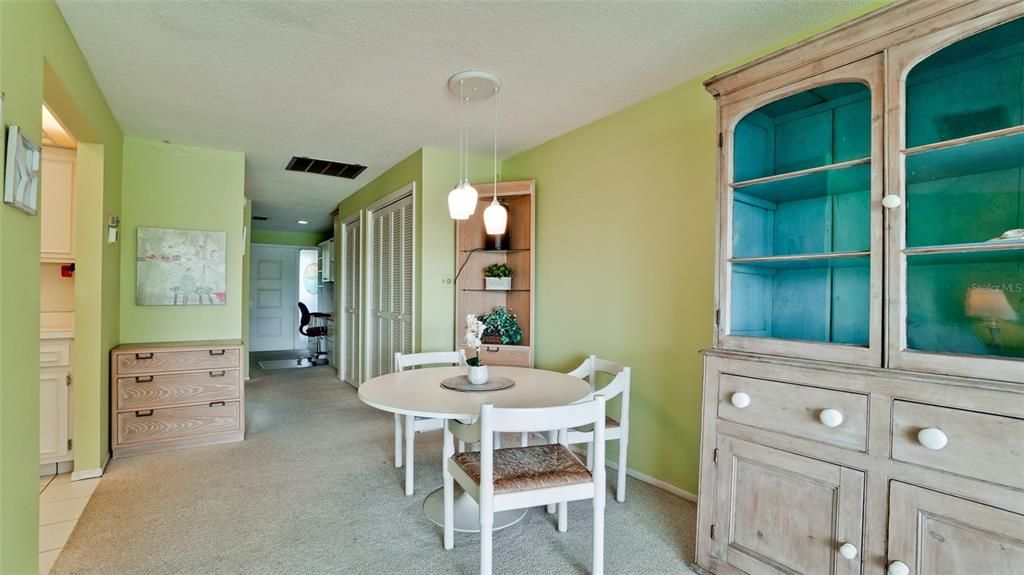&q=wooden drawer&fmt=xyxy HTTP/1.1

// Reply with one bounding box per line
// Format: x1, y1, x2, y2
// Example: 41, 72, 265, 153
116, 370, 241, 411
718, 373, 869, 451
116, 401, 241, 446
115, 347, 240, 375
40, 340, 71, 367
892, 401, 1024, 491
476, 345, 530, 367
